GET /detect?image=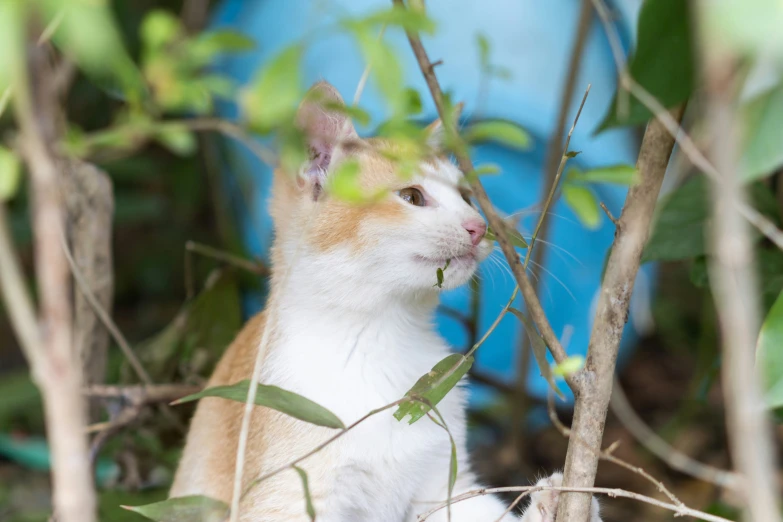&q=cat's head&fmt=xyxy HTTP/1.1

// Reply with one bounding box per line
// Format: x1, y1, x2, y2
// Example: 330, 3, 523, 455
269, 81, 492, 307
